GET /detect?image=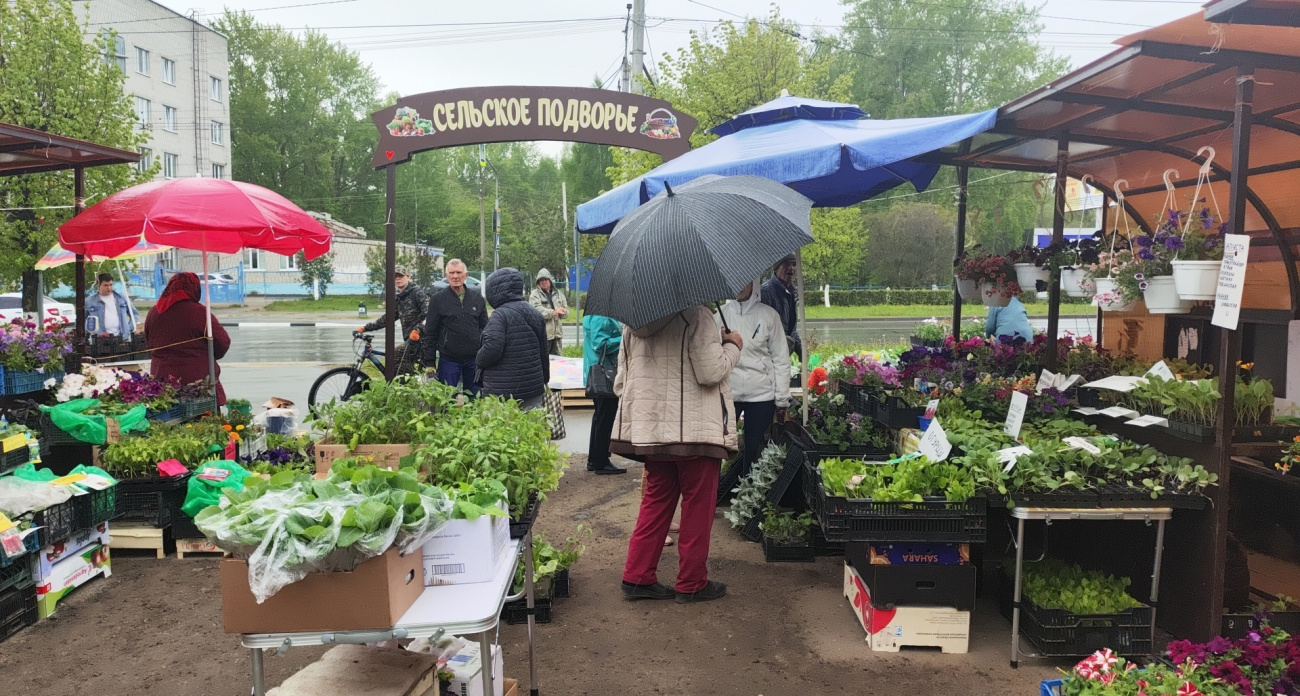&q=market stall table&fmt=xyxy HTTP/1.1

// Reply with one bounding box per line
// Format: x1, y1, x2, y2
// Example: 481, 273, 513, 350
241, 536, 537, 696
1009, 506, 1172, 668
